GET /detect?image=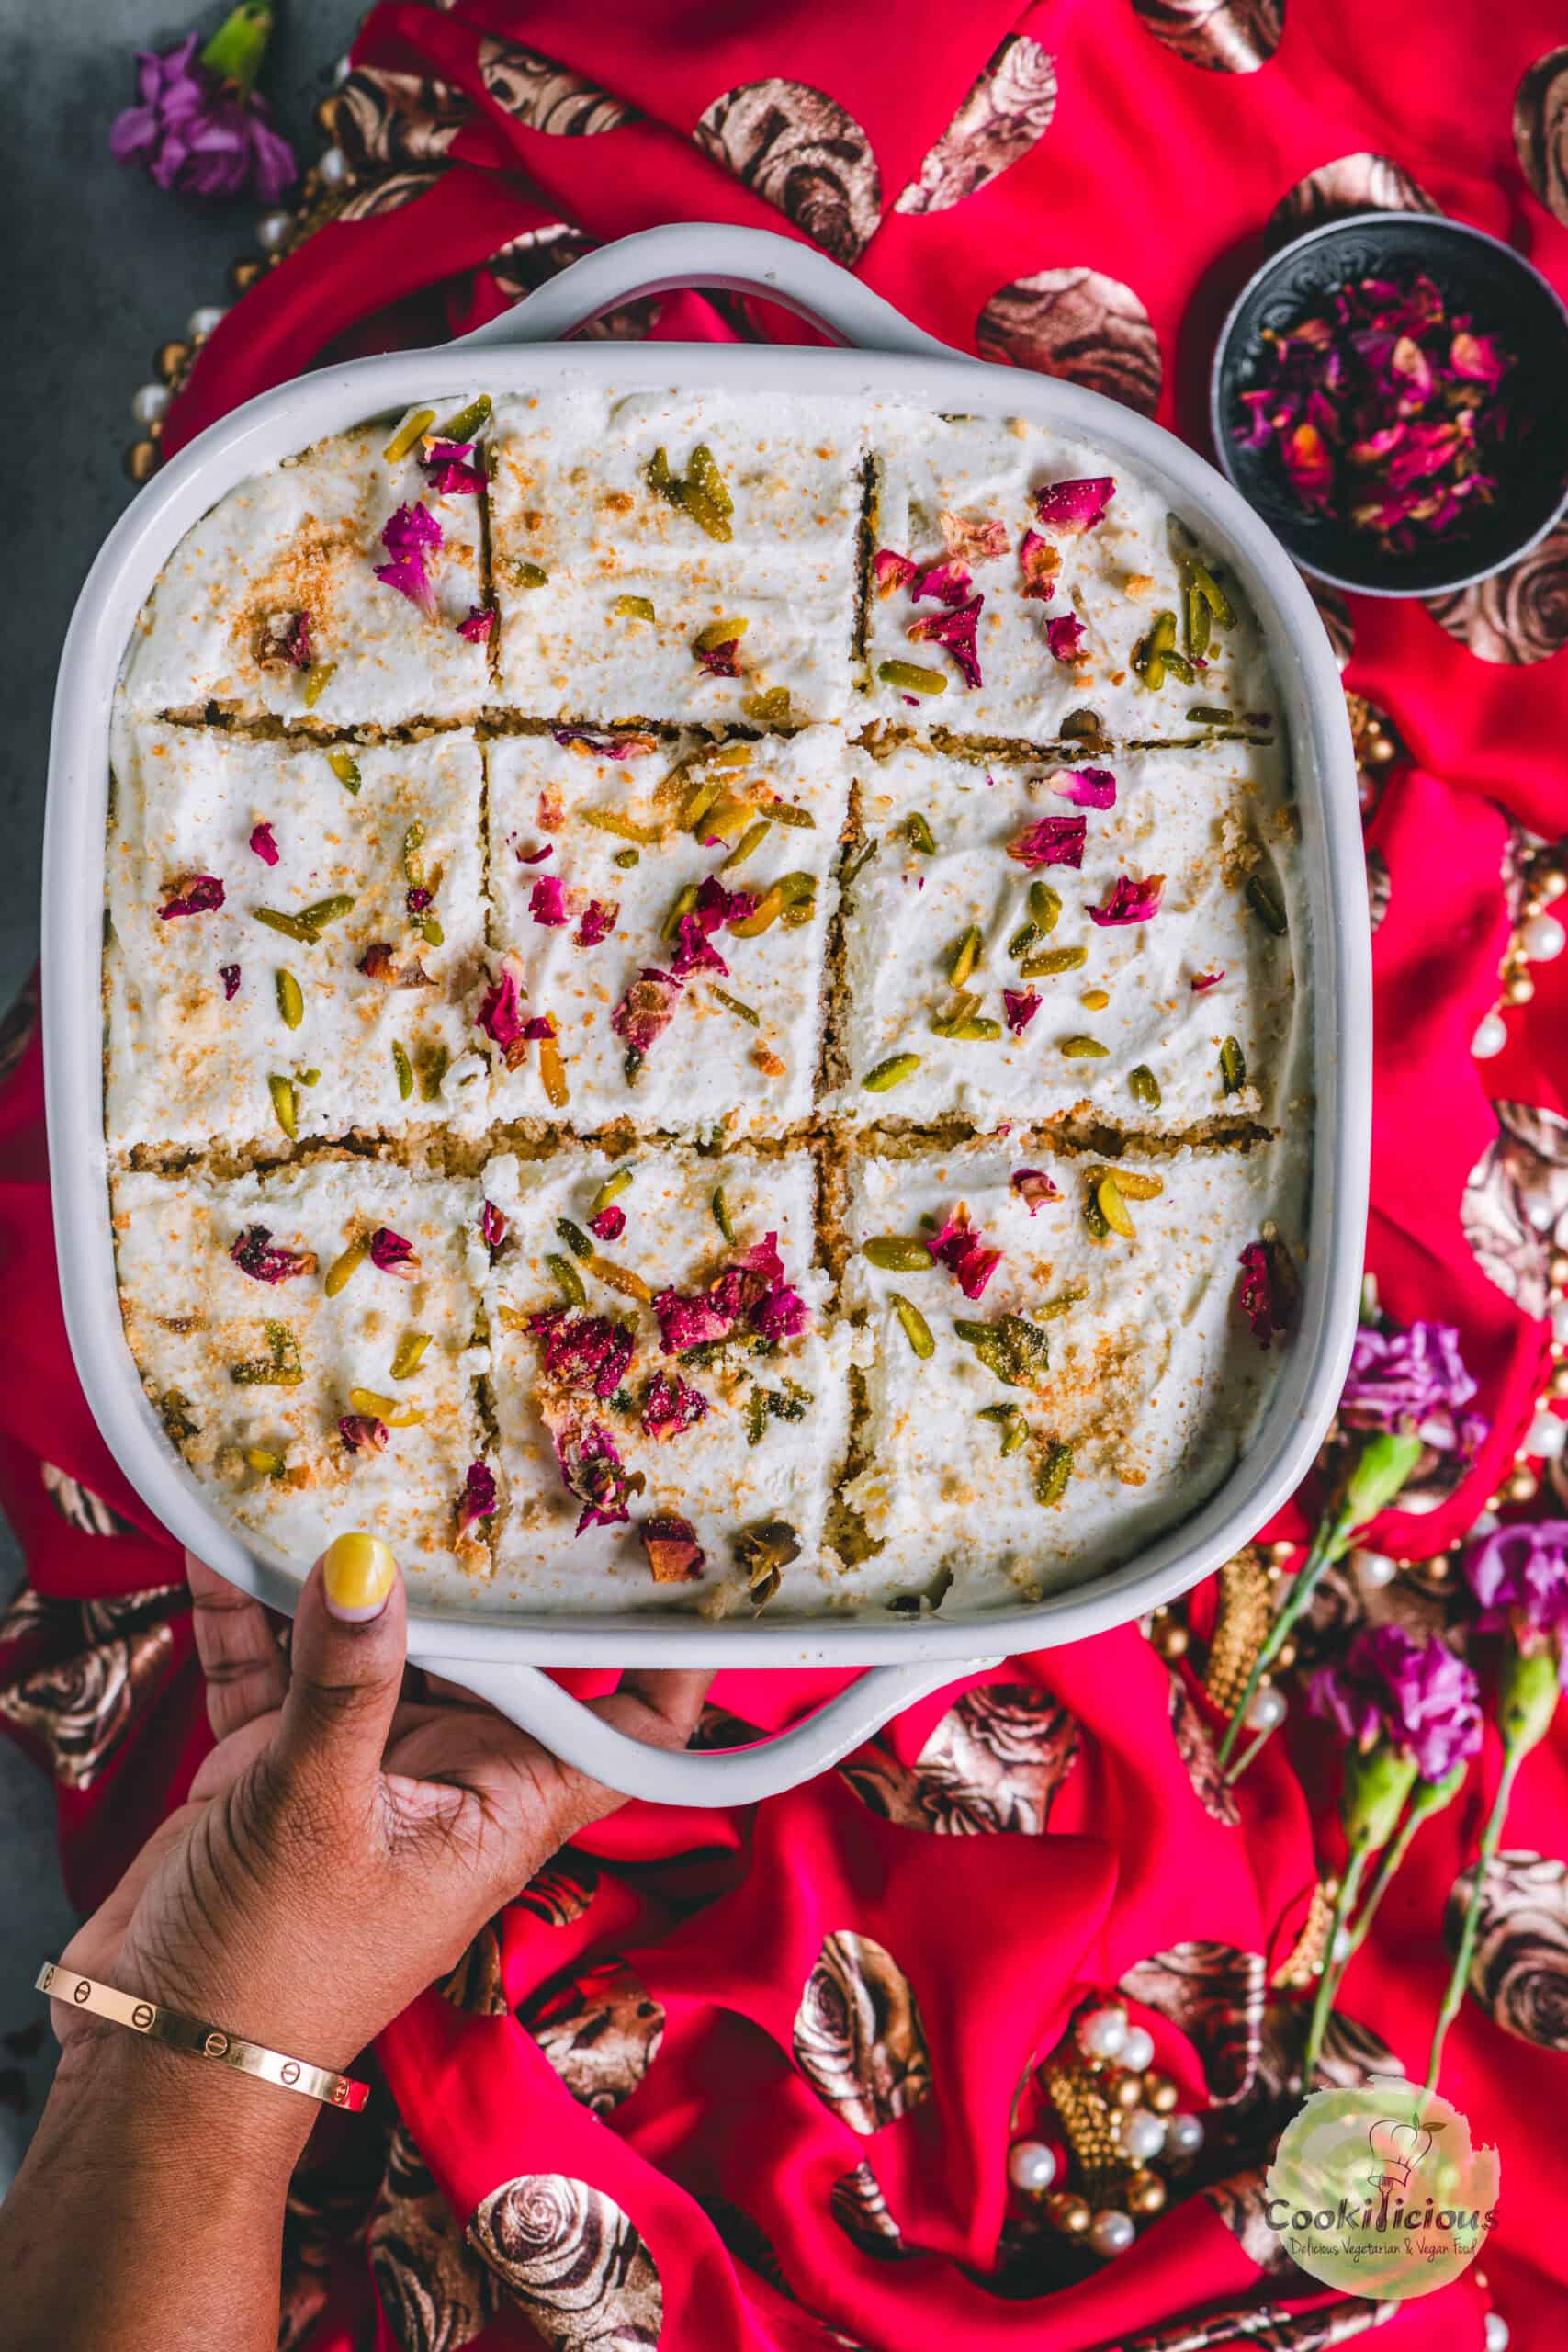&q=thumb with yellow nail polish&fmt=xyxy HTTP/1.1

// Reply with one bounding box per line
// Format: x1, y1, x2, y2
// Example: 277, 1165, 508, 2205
276, 1533, 406, 1797
322, 1530, 397, 1622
